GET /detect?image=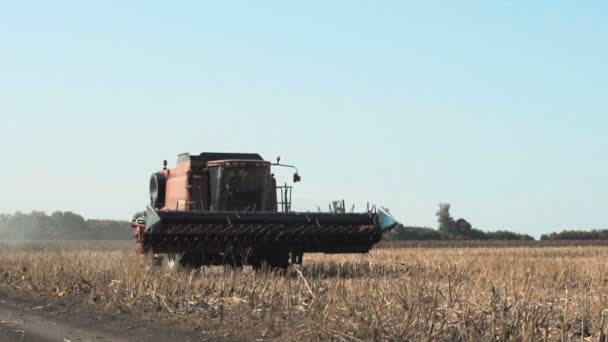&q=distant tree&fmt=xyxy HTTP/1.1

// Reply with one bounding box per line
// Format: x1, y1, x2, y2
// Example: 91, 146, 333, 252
433, 203, 533, 241
436, 203, 454, 234
455, 218, 472, 235
487, 230, 534, 240
0, 211, 130, 240
437, 203, 472, 236
386, 225, 441, 240
540, 229, 608, 240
